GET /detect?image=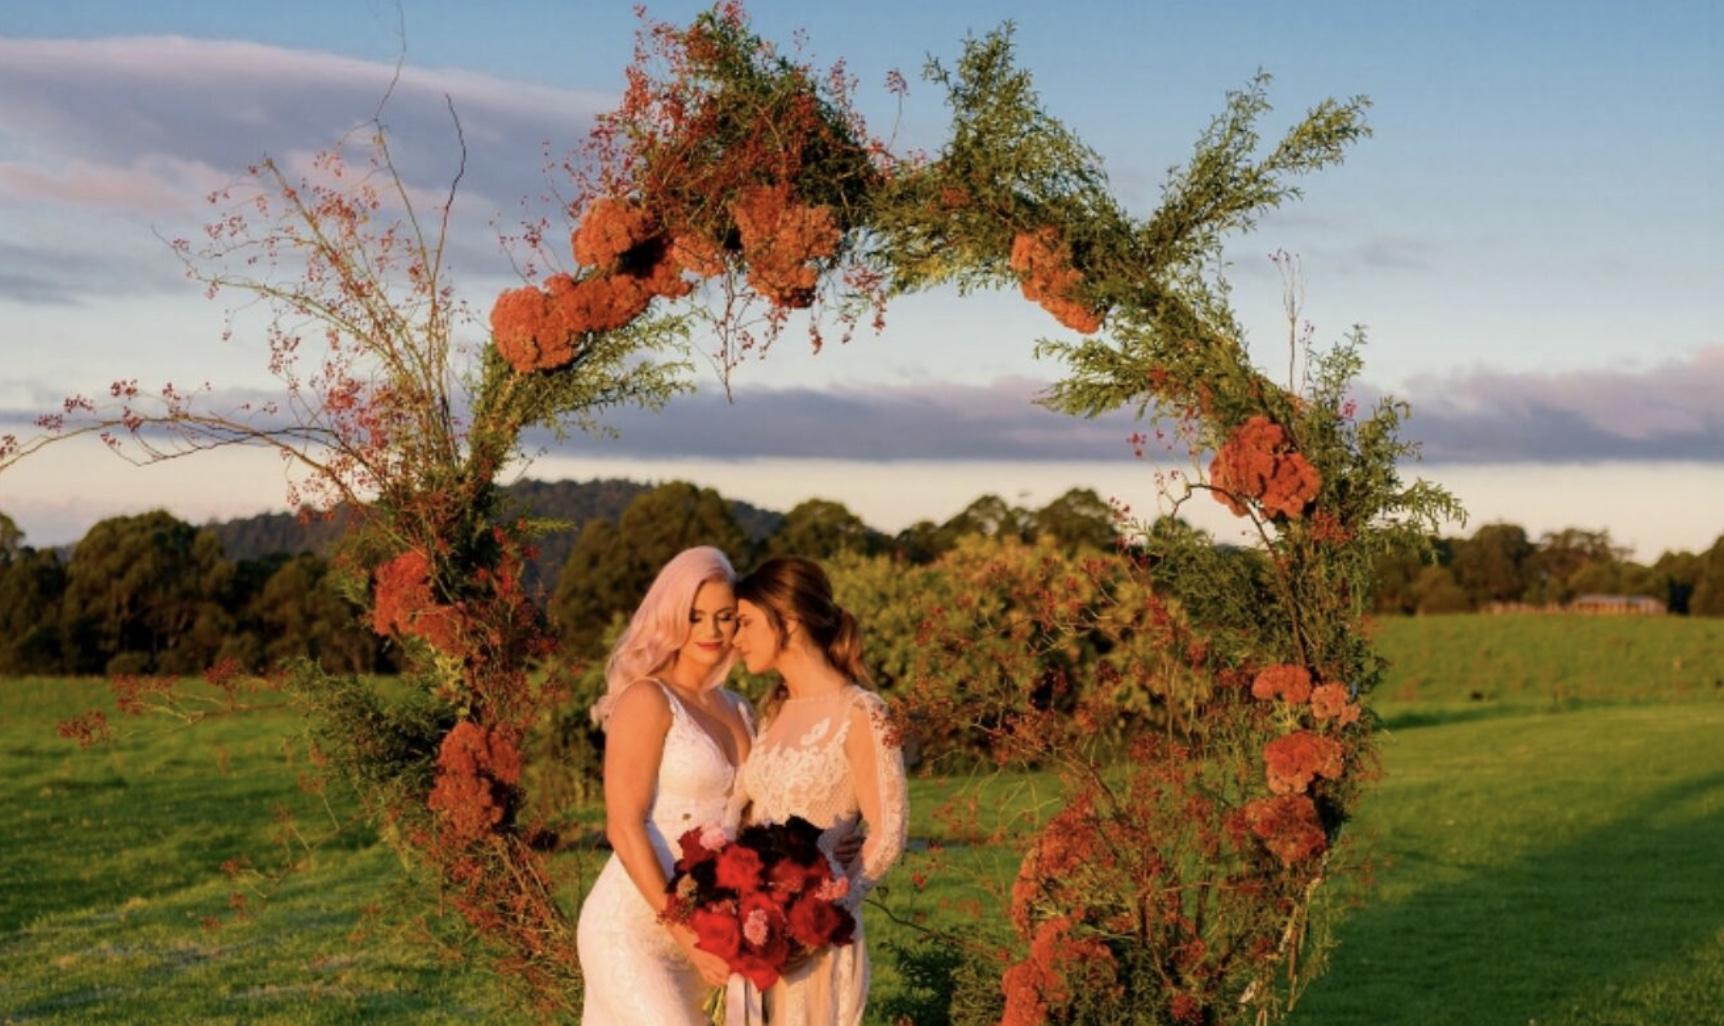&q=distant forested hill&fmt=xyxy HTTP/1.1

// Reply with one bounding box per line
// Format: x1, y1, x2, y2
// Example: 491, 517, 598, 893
202, 478, 784, 595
